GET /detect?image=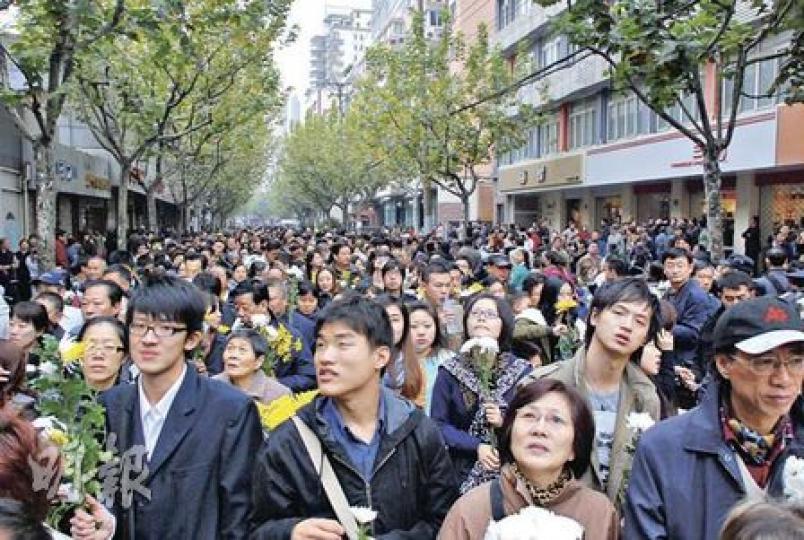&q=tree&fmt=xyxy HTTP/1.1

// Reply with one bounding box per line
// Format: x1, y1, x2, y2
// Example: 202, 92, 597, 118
352, 10, 536, 227
0, 0, 124, 267
534, 0, 802, 261
274, 108, 390, 227
73, 0, 289, 244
